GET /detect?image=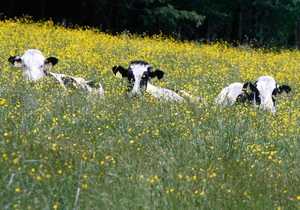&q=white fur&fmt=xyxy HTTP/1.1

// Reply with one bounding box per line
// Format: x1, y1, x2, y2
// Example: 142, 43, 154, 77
17, 49, 47, 81
215, 82, 243, 106
146, 83, 184, 101
255, 76, 277, 112
130, 63, 151, 95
